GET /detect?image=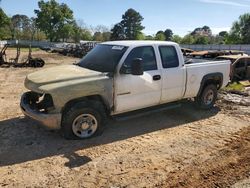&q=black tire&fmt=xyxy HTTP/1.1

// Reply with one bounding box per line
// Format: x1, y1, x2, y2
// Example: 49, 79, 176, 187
28, 59, 45, 68
61, 100, 106, 140
195, 84, 217, 110
34, 59, 44, 67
